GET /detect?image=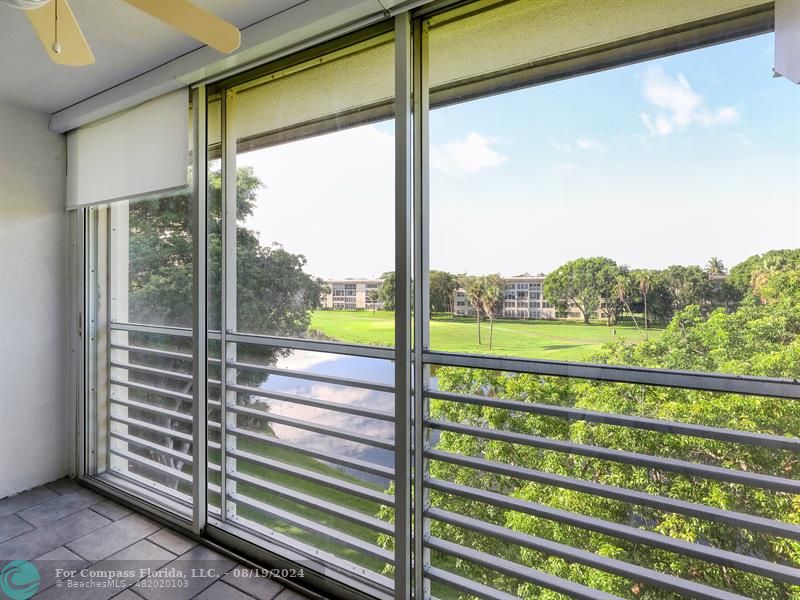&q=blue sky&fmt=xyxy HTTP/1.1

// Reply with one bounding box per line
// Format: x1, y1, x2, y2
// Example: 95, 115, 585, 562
242, 33, 799, 279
